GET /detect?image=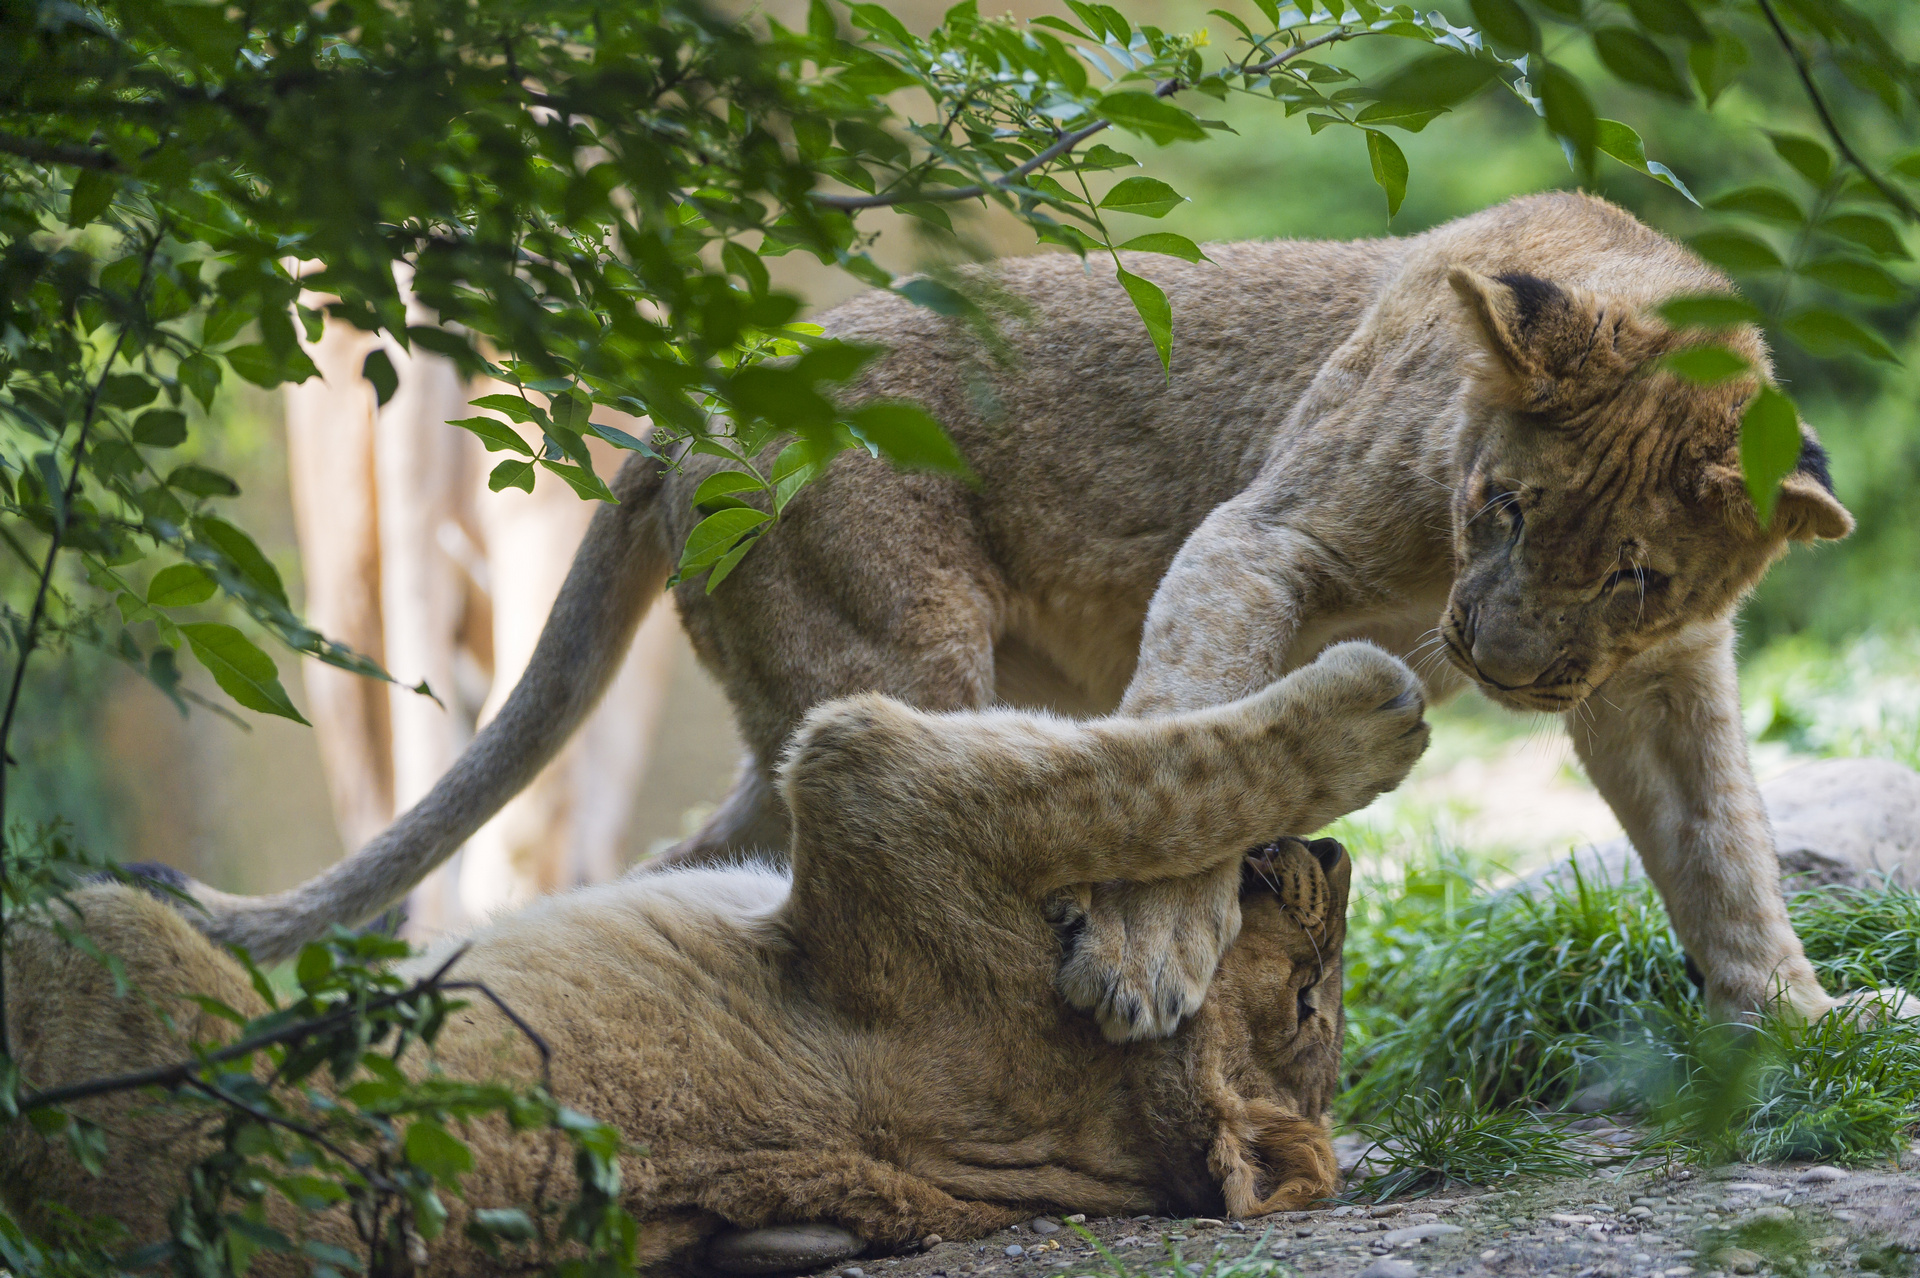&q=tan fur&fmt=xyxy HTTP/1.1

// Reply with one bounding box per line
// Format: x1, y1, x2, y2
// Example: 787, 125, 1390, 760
180, 190, 1851, 1032
3, 644, 1425, 1273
